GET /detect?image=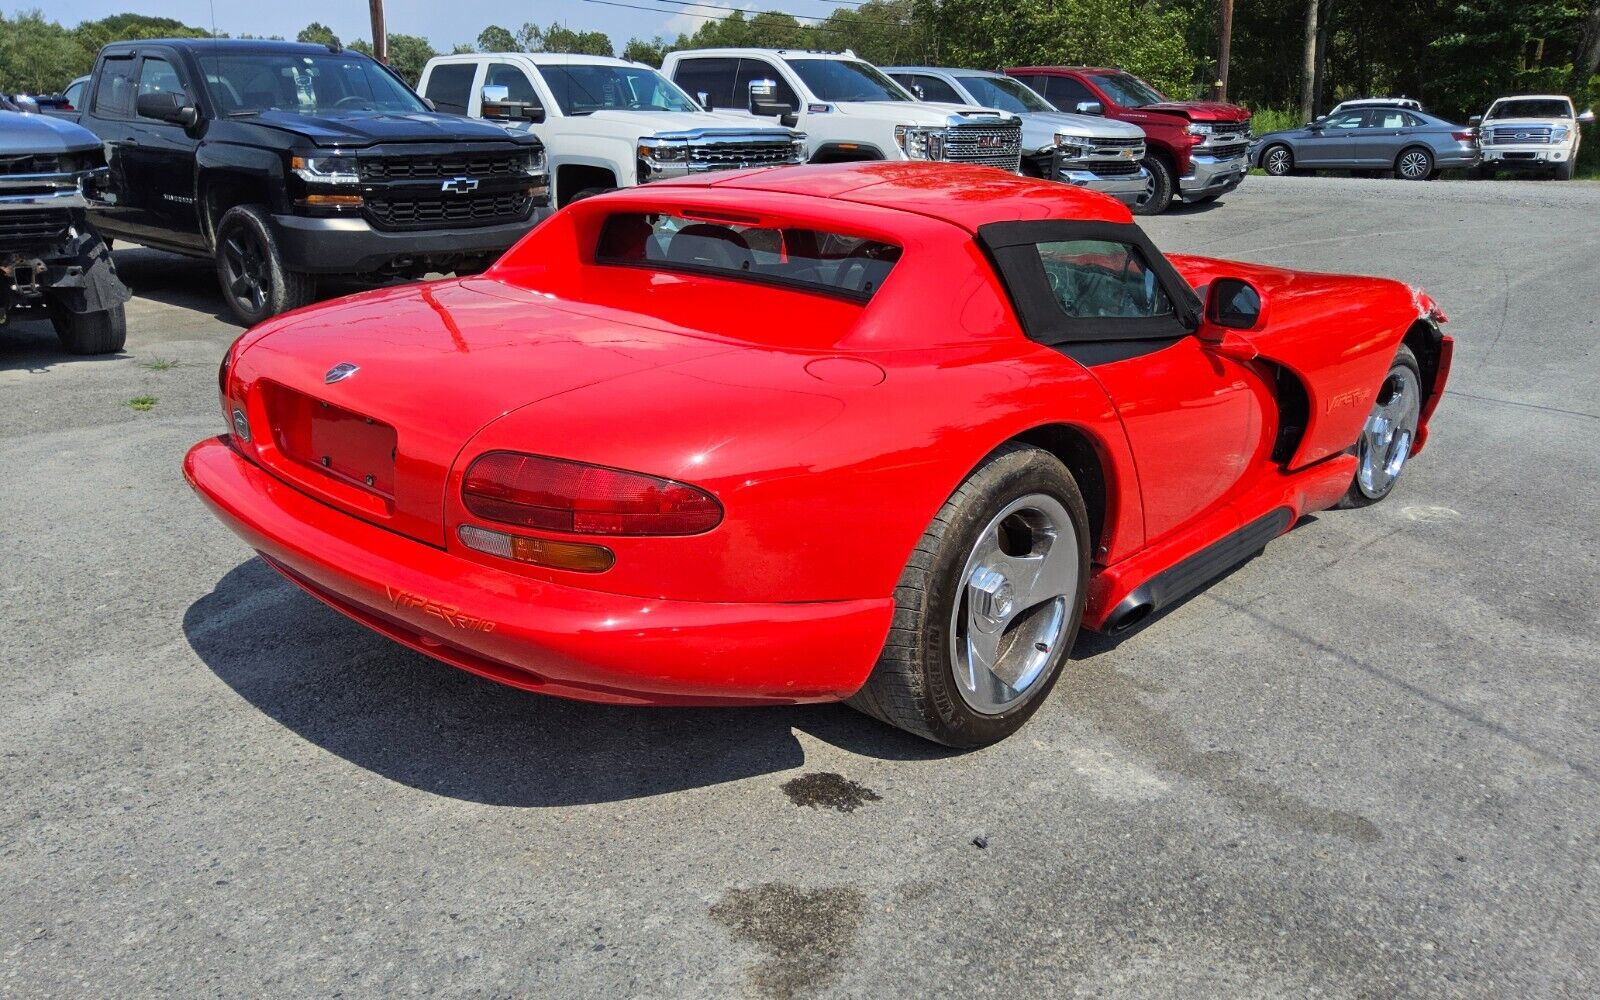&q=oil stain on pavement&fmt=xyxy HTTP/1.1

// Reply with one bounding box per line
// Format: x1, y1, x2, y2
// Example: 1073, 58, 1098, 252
711, 883, 867, 999
781, 772, 882, 813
